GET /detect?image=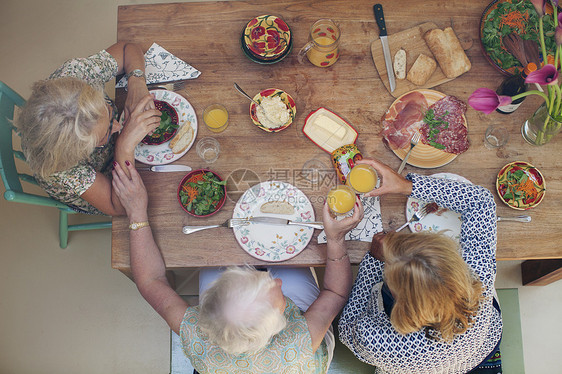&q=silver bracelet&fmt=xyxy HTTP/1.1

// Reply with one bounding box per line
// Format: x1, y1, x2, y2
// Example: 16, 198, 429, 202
327, 253, 349, 262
